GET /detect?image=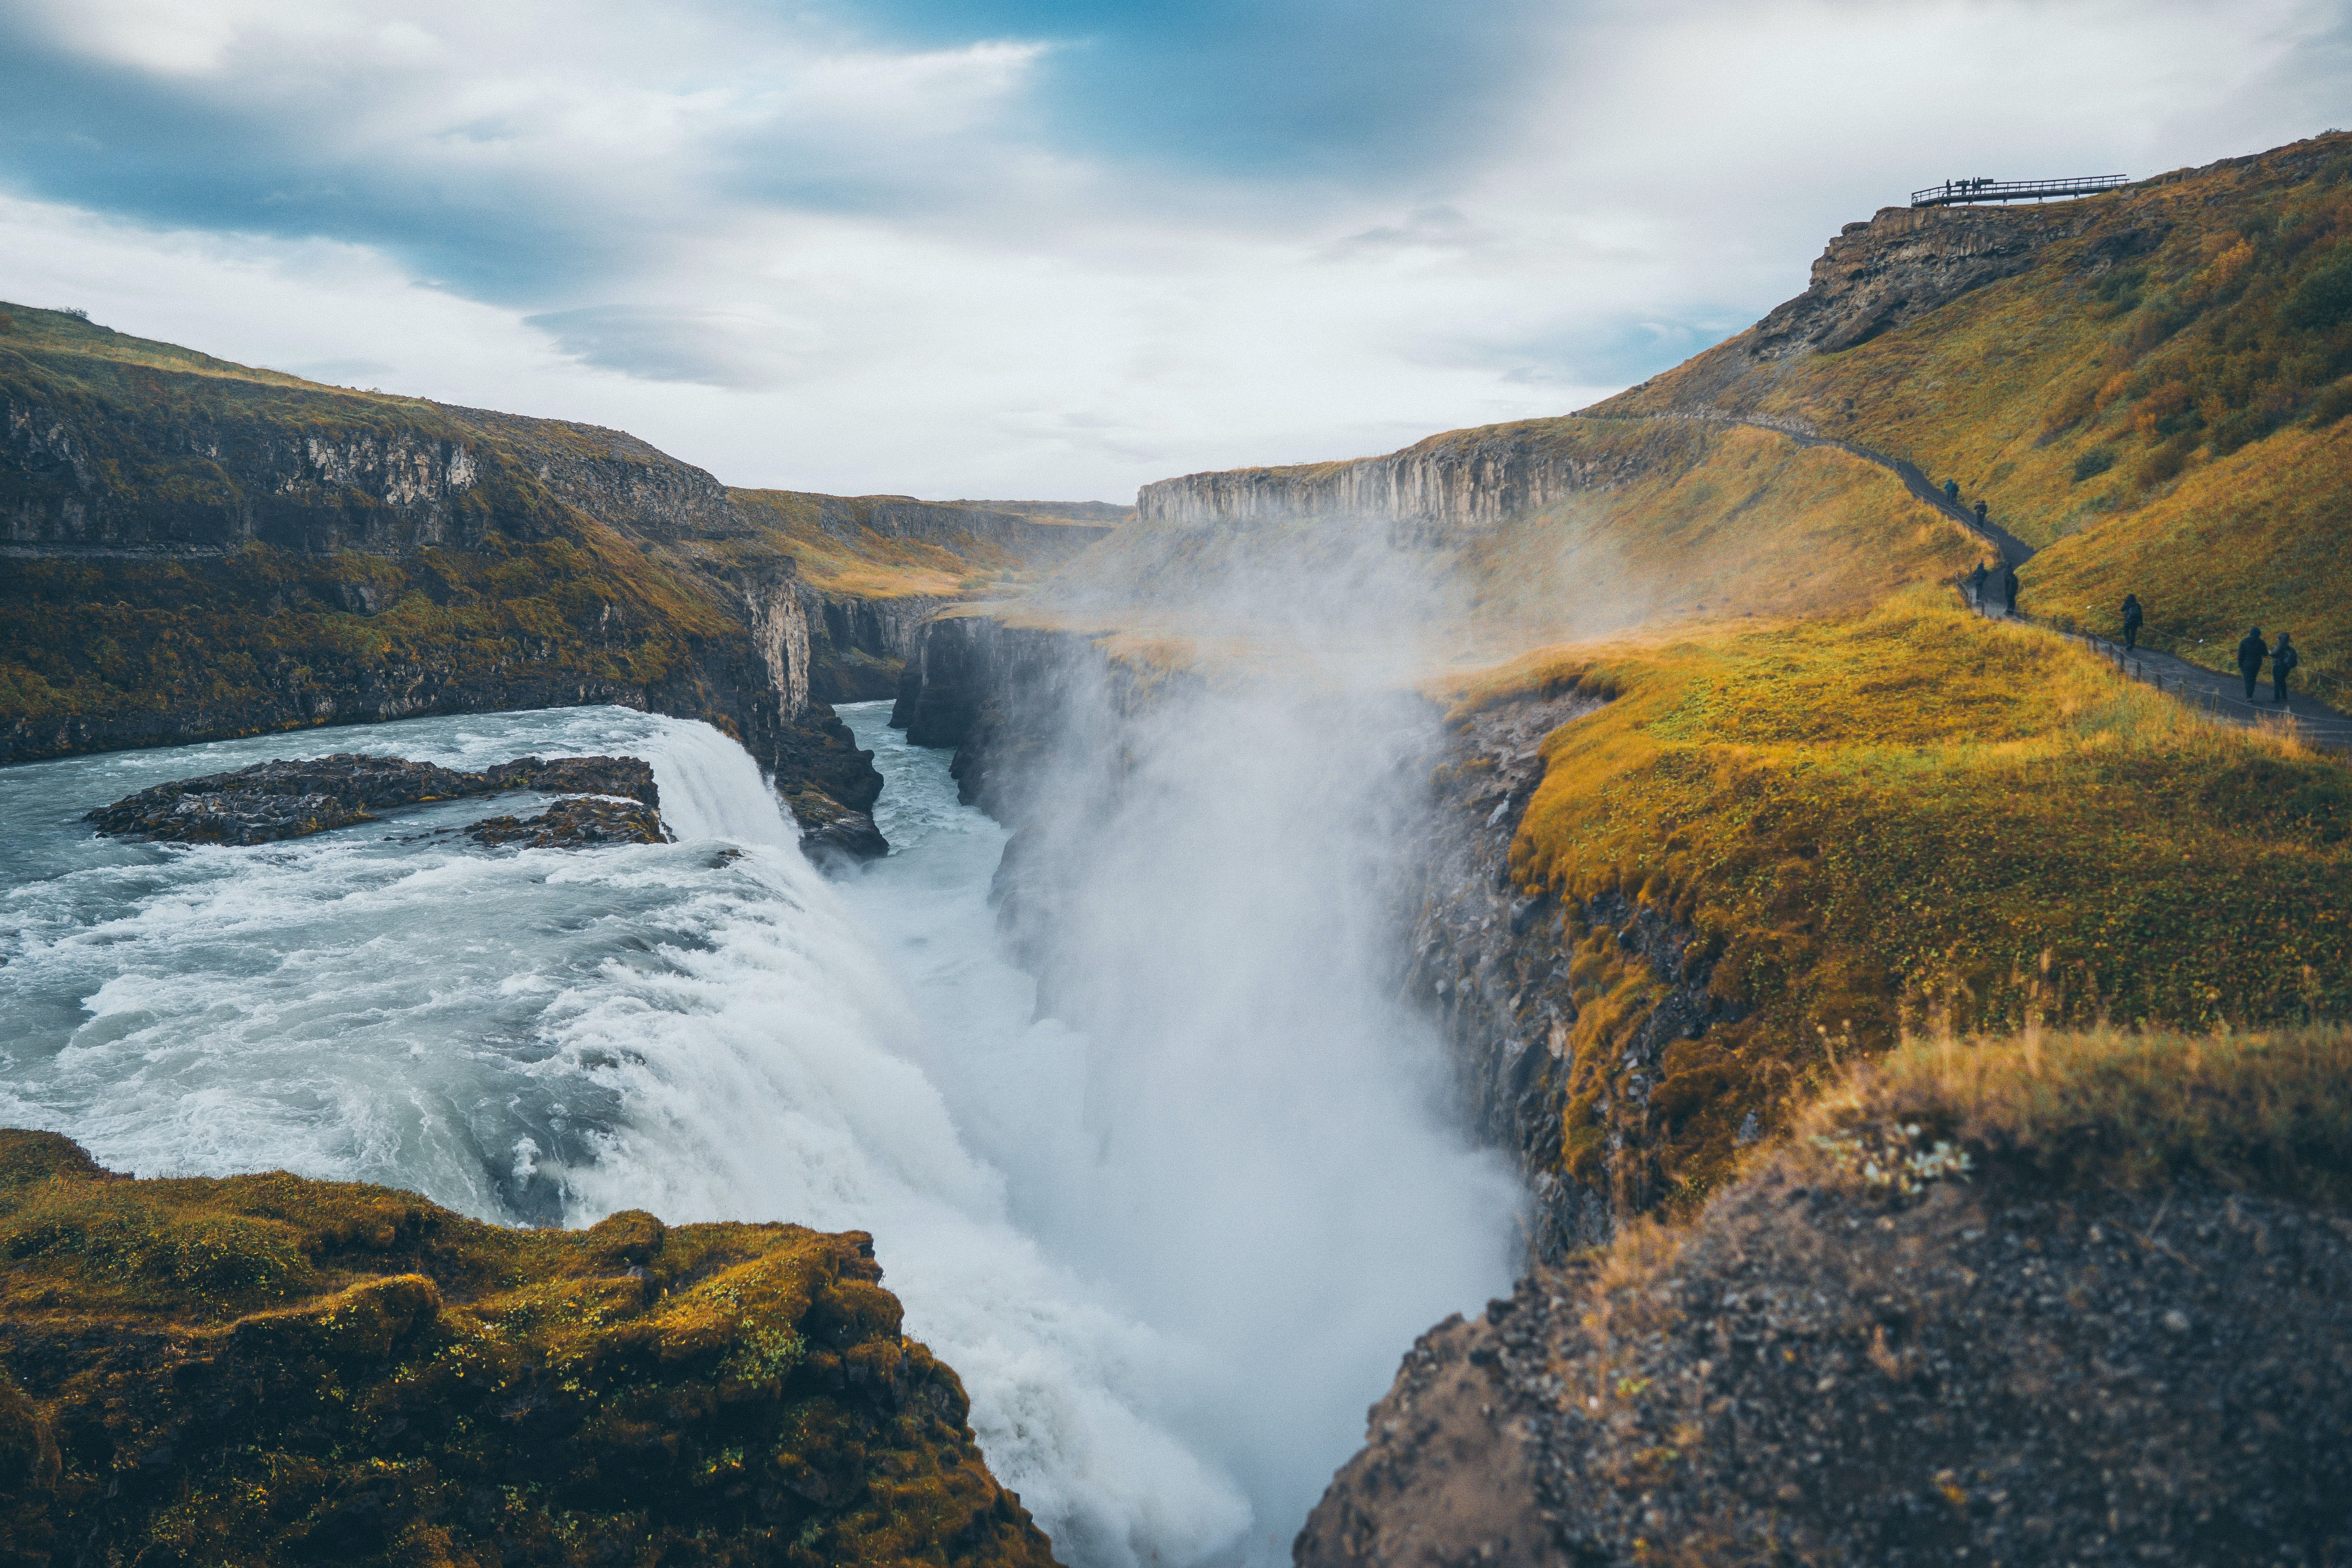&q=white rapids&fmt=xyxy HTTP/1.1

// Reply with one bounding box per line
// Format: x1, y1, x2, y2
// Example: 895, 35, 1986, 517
0, 700, 1515, 1566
